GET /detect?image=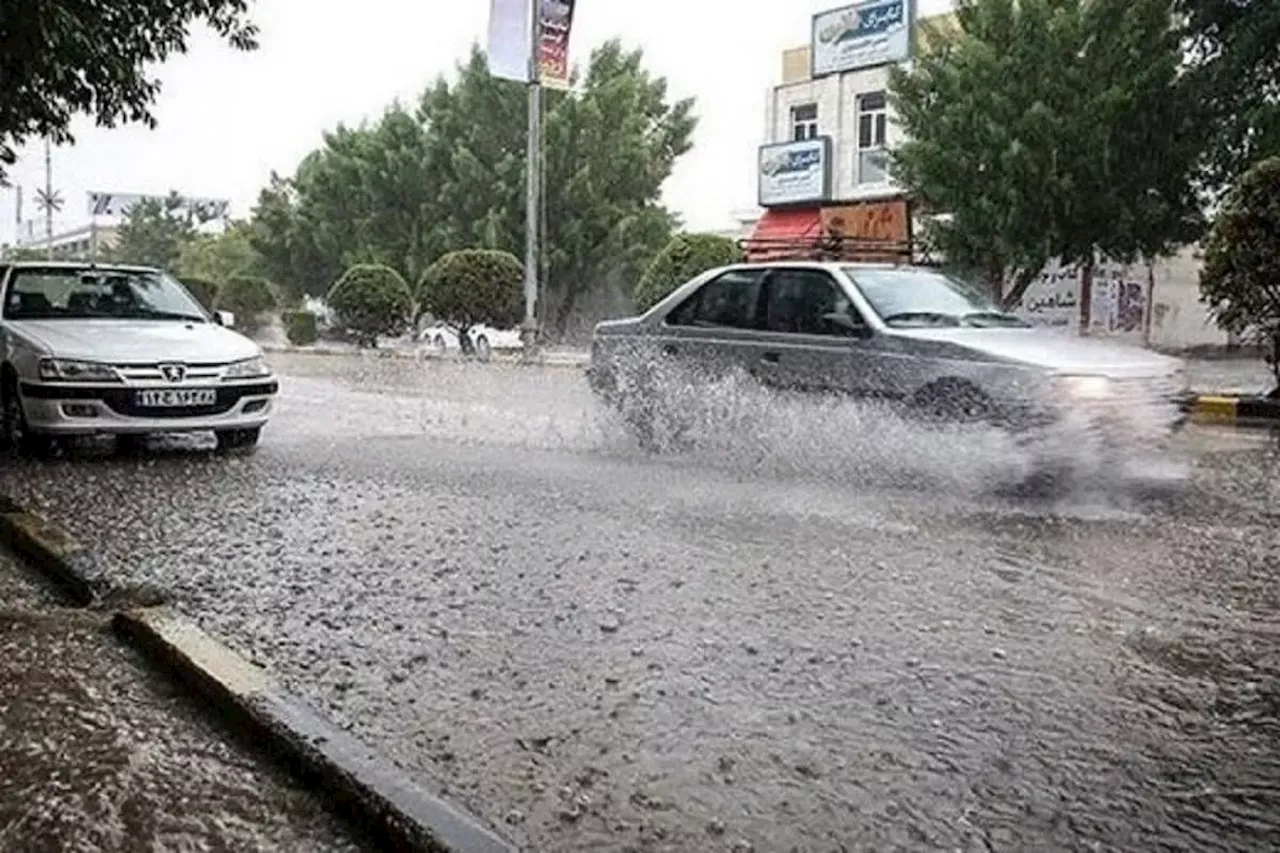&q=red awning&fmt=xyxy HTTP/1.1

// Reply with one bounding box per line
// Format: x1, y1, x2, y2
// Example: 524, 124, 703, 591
742, 208, 824, 260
